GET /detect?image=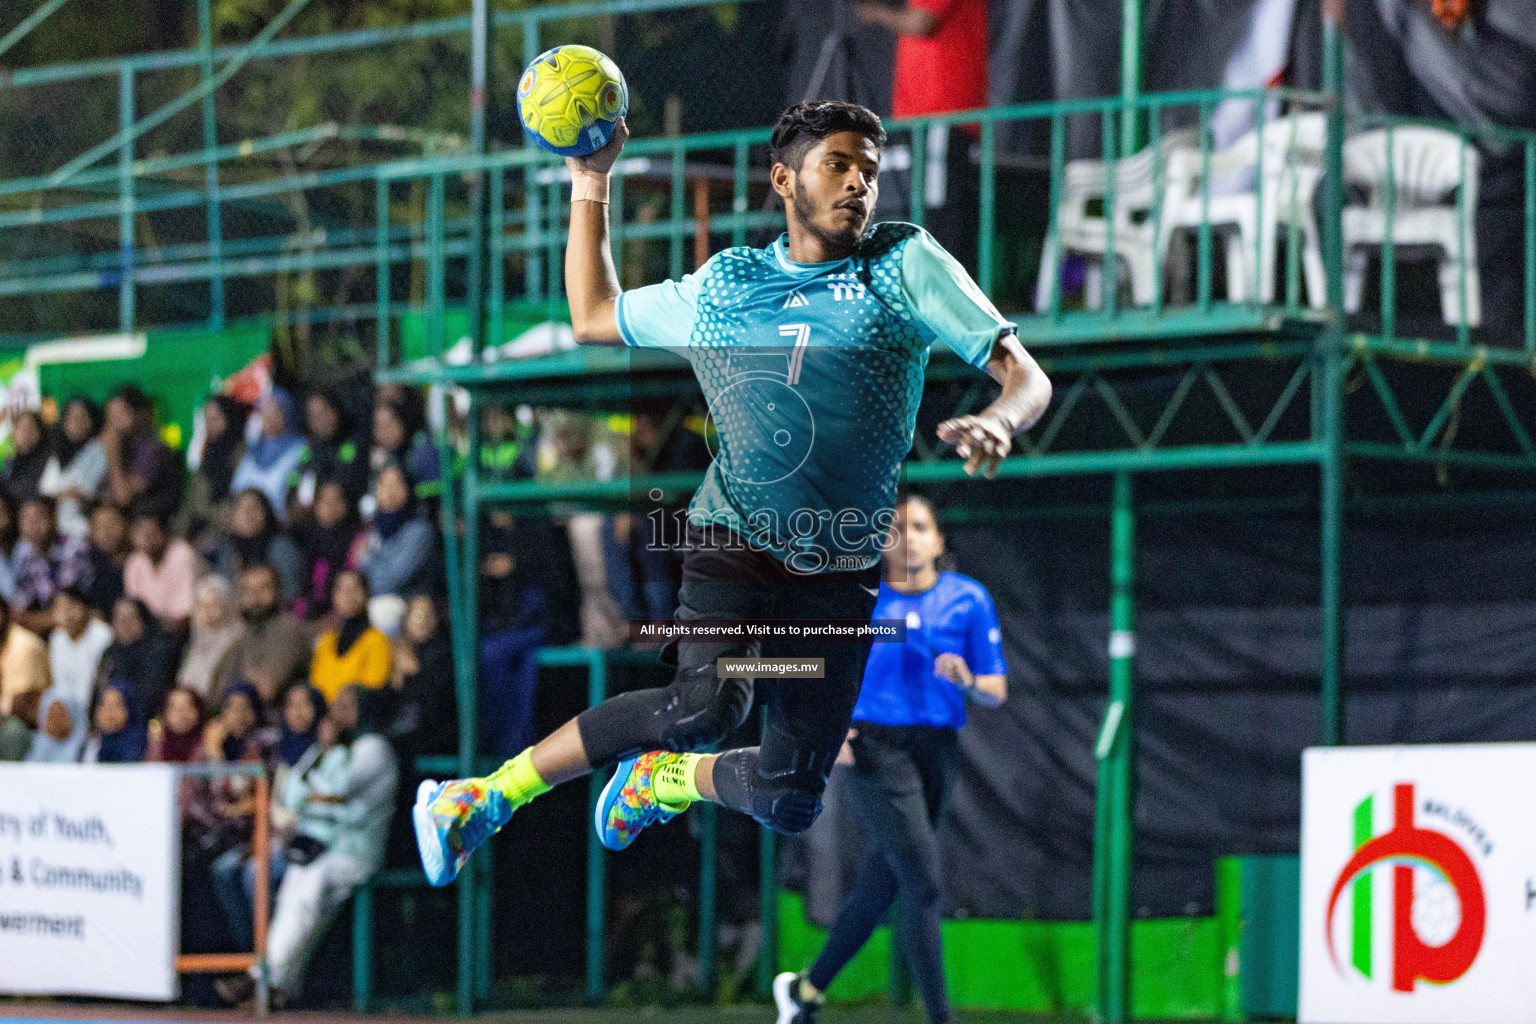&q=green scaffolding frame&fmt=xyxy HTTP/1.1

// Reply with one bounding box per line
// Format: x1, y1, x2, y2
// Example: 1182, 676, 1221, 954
4, 0, 1536, 1018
